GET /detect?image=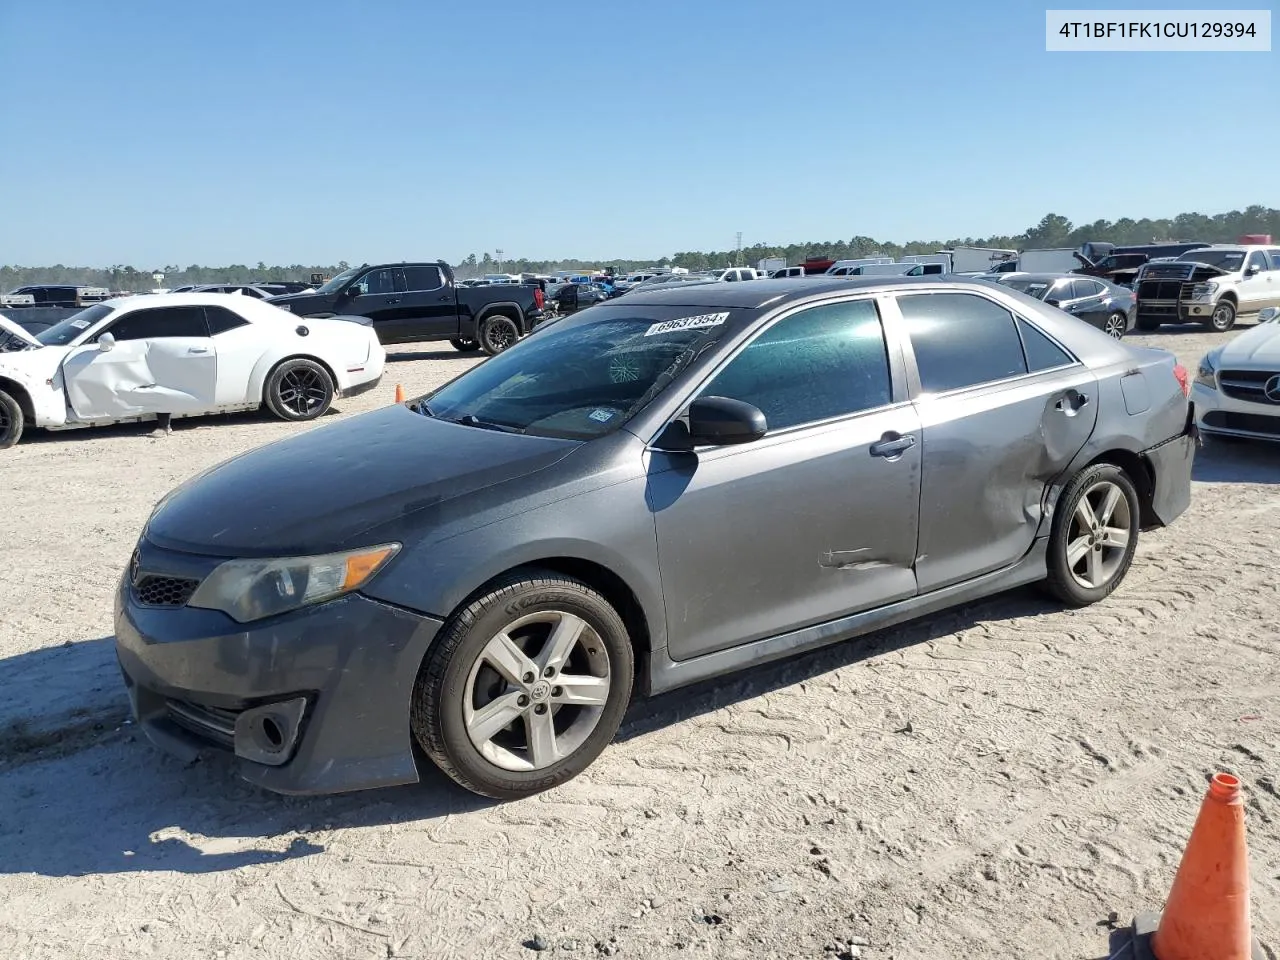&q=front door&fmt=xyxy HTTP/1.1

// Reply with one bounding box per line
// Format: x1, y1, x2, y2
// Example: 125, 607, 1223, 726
650, 298, 921, 662
1238, 251, 1272, 314
341, 267, 408, 340
62, 305, 217, 420
894, 291, 1098, 593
